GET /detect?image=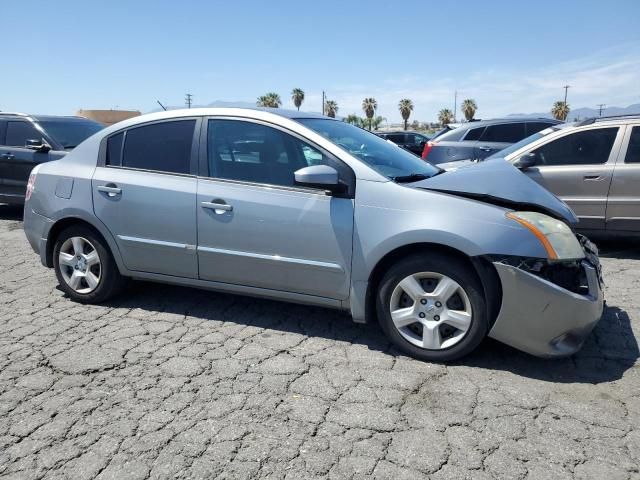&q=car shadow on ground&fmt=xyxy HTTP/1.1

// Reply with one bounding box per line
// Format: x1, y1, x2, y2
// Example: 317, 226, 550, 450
100, 280, 638, 384
590, 235, 640, 260
0, 204, 24, 221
